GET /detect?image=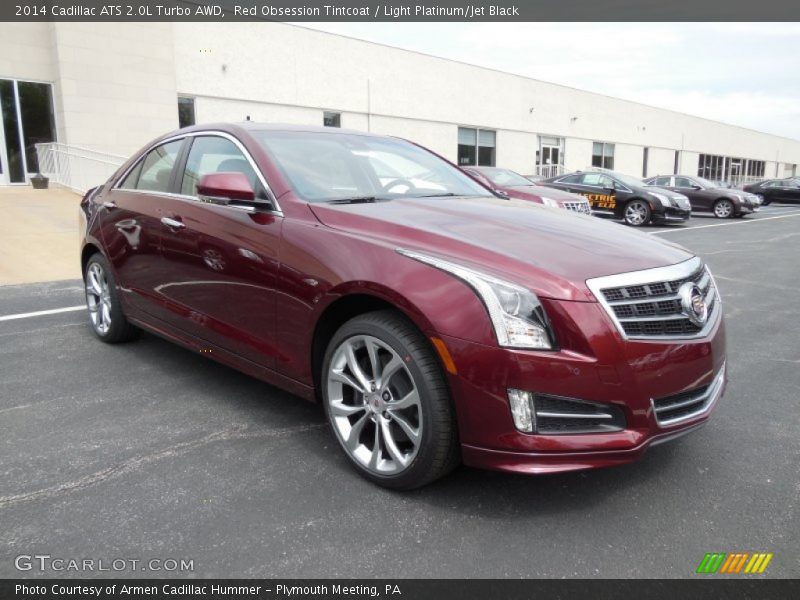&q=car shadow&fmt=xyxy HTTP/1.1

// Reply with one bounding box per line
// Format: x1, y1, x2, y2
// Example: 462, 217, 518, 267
109, 329, 688, 519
